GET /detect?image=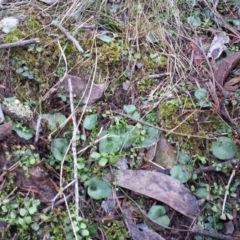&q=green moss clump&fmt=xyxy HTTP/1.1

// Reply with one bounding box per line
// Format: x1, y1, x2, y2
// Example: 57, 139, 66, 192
98, 42, 121, 65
